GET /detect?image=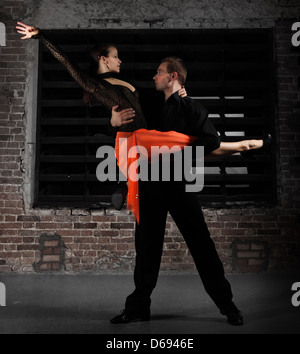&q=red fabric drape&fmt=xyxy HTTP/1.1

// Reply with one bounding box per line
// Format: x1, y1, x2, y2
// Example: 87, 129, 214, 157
115, 129, 197, 223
